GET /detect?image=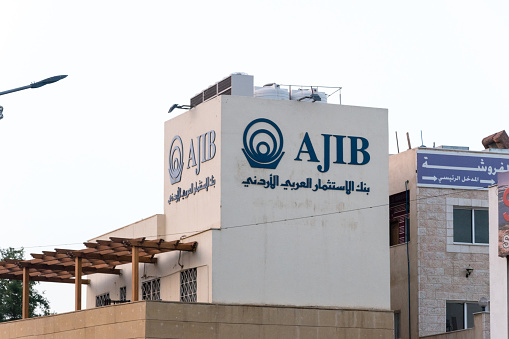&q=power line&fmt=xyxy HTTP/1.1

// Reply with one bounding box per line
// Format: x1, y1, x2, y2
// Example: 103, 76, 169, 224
1, 183, 493, 252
